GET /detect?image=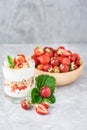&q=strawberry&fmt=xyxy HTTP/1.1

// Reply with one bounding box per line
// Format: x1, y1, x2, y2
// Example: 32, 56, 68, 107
62, 57, 71, 65
14, 54, 27, 65
11, 84, 18, 92
71, 53, 80, 62
38, 55, 50, 65
21, 99, 31, 110
50, 57, 59, 66
44, 47, 54, 53
75, 59, 81, 66
43, 64, 53, 72
31, 55, 40, 67
18, 86, 27, 91
57, 48, 71, 56
72, 53, 80, 59
70, 62, 78, 71
59, 64, 69, 73
34, 47, 44, 56
53, 49, 59, 57
53, 66, 60, 73
57, 56, 63, 64
34, 104, 48, 115
37, 64, 44, 70
40, 86, 51, 98
41, 102, 50, 109
45, 52, 53, 58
